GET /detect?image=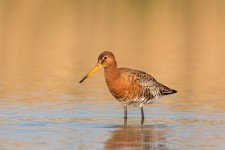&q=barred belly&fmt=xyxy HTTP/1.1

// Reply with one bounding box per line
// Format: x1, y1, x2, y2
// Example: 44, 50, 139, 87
121, 86, 162, 107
